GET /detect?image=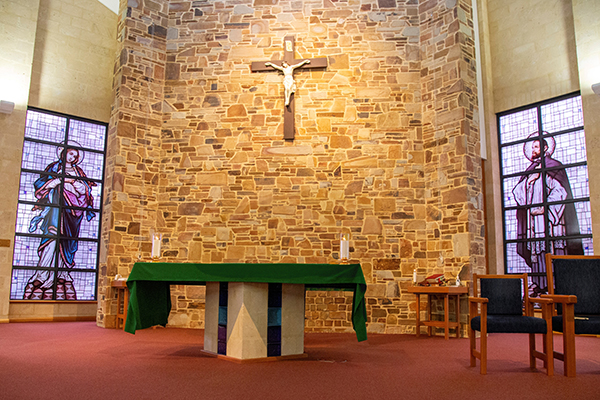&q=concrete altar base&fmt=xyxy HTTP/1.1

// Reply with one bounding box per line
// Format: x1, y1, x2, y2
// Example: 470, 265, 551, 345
204, 282, 306, 361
